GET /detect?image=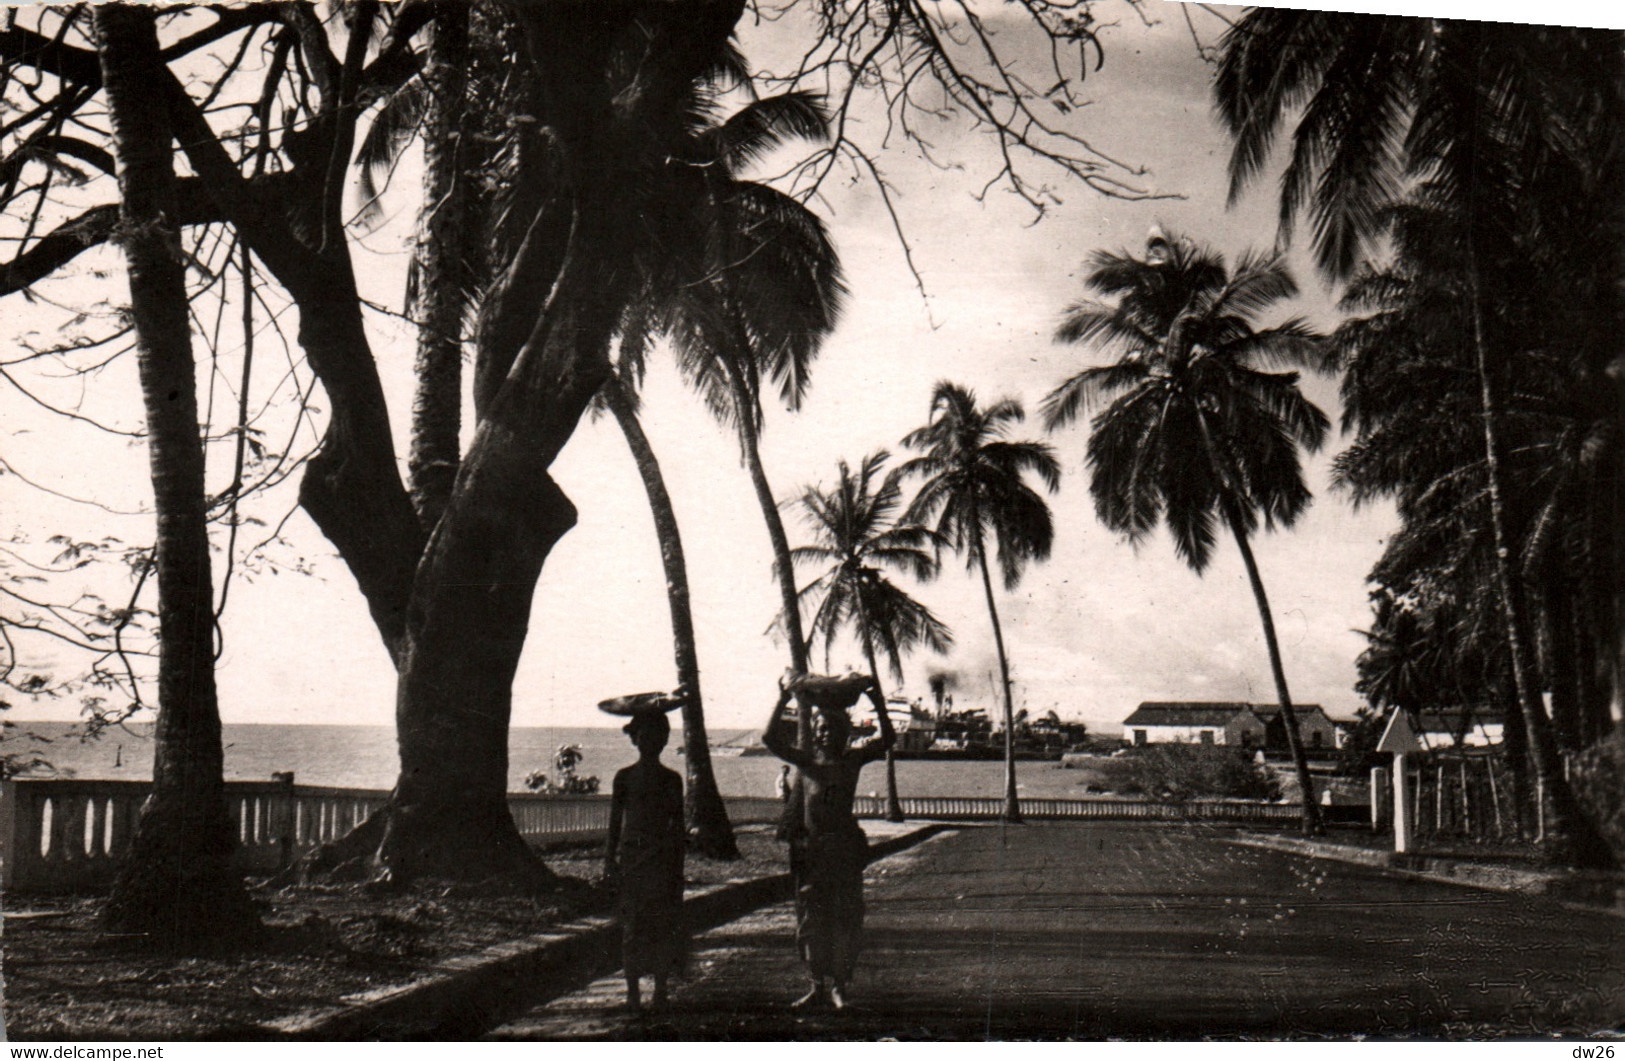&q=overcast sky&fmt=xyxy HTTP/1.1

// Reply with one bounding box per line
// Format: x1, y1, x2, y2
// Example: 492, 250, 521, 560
2, 1, 1617, 735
